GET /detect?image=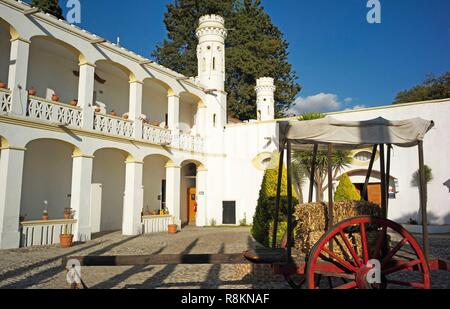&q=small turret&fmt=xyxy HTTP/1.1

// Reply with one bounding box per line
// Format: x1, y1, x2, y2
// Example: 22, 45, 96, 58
255, 77, 276, 121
